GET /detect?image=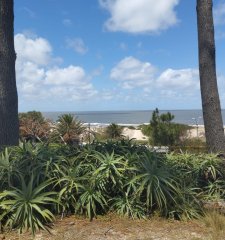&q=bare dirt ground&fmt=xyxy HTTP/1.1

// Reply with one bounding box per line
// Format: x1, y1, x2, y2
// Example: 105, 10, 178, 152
4, 214, 216, 240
